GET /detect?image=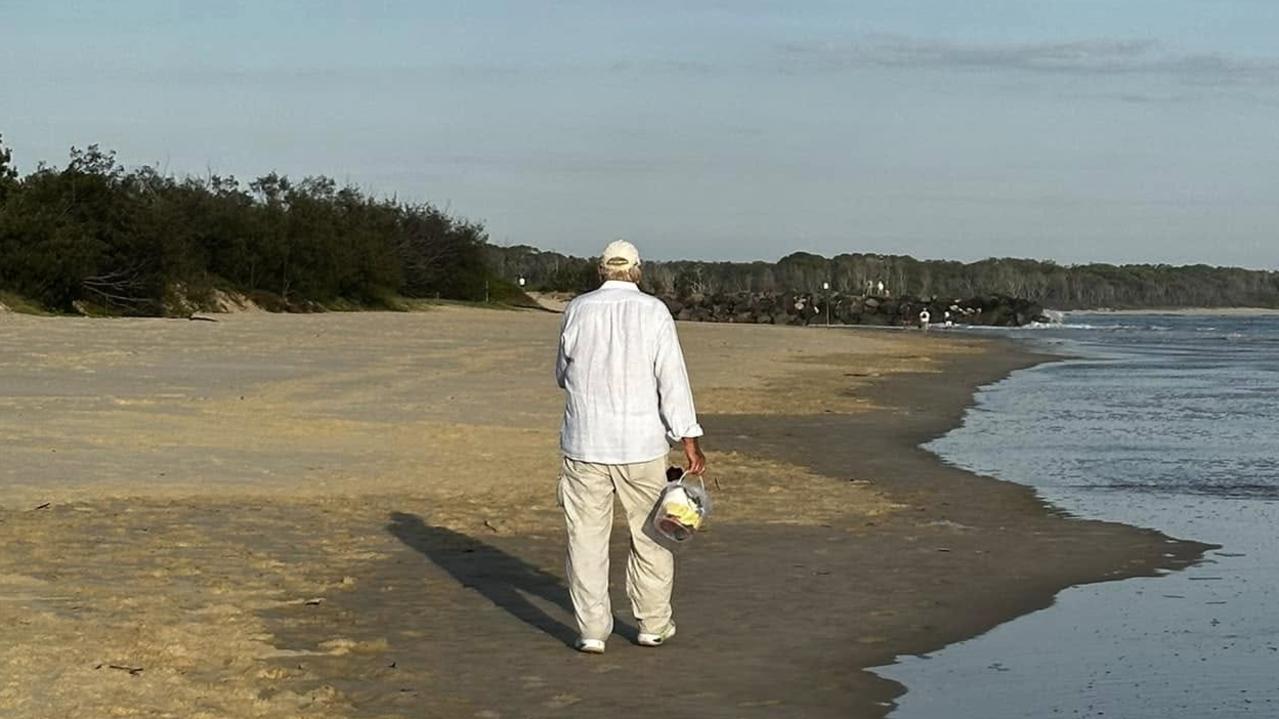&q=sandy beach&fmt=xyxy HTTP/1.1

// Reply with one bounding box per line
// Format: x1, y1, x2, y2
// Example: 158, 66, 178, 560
0, 307, 1207, 718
